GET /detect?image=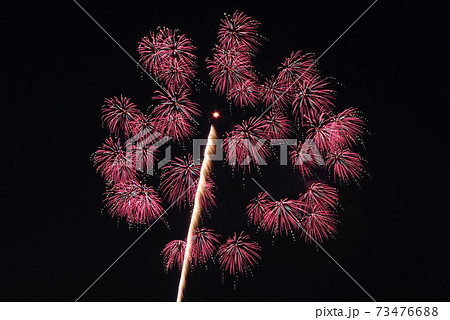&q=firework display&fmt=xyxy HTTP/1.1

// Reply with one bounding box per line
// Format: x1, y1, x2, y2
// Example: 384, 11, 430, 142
92, 10, 367, 300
